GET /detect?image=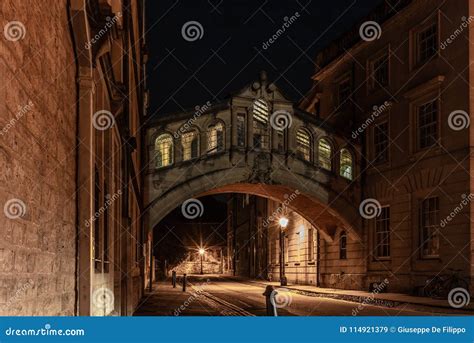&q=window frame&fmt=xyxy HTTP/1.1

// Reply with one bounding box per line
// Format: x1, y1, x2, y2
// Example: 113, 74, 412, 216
296, 128, 312, 162
207, 121, 225, 154
367, 46, 390, 91
339, 230, 347, 260
415, 98, 439, 151
154, 133, 174, 168
410, 13, 440, 70
181, 129, 200, 161
317, 137, 332, 171
372, 120, 390, 165
339, 148, 353, 180
374, 206, 391, 260
419, 197, 440, 259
